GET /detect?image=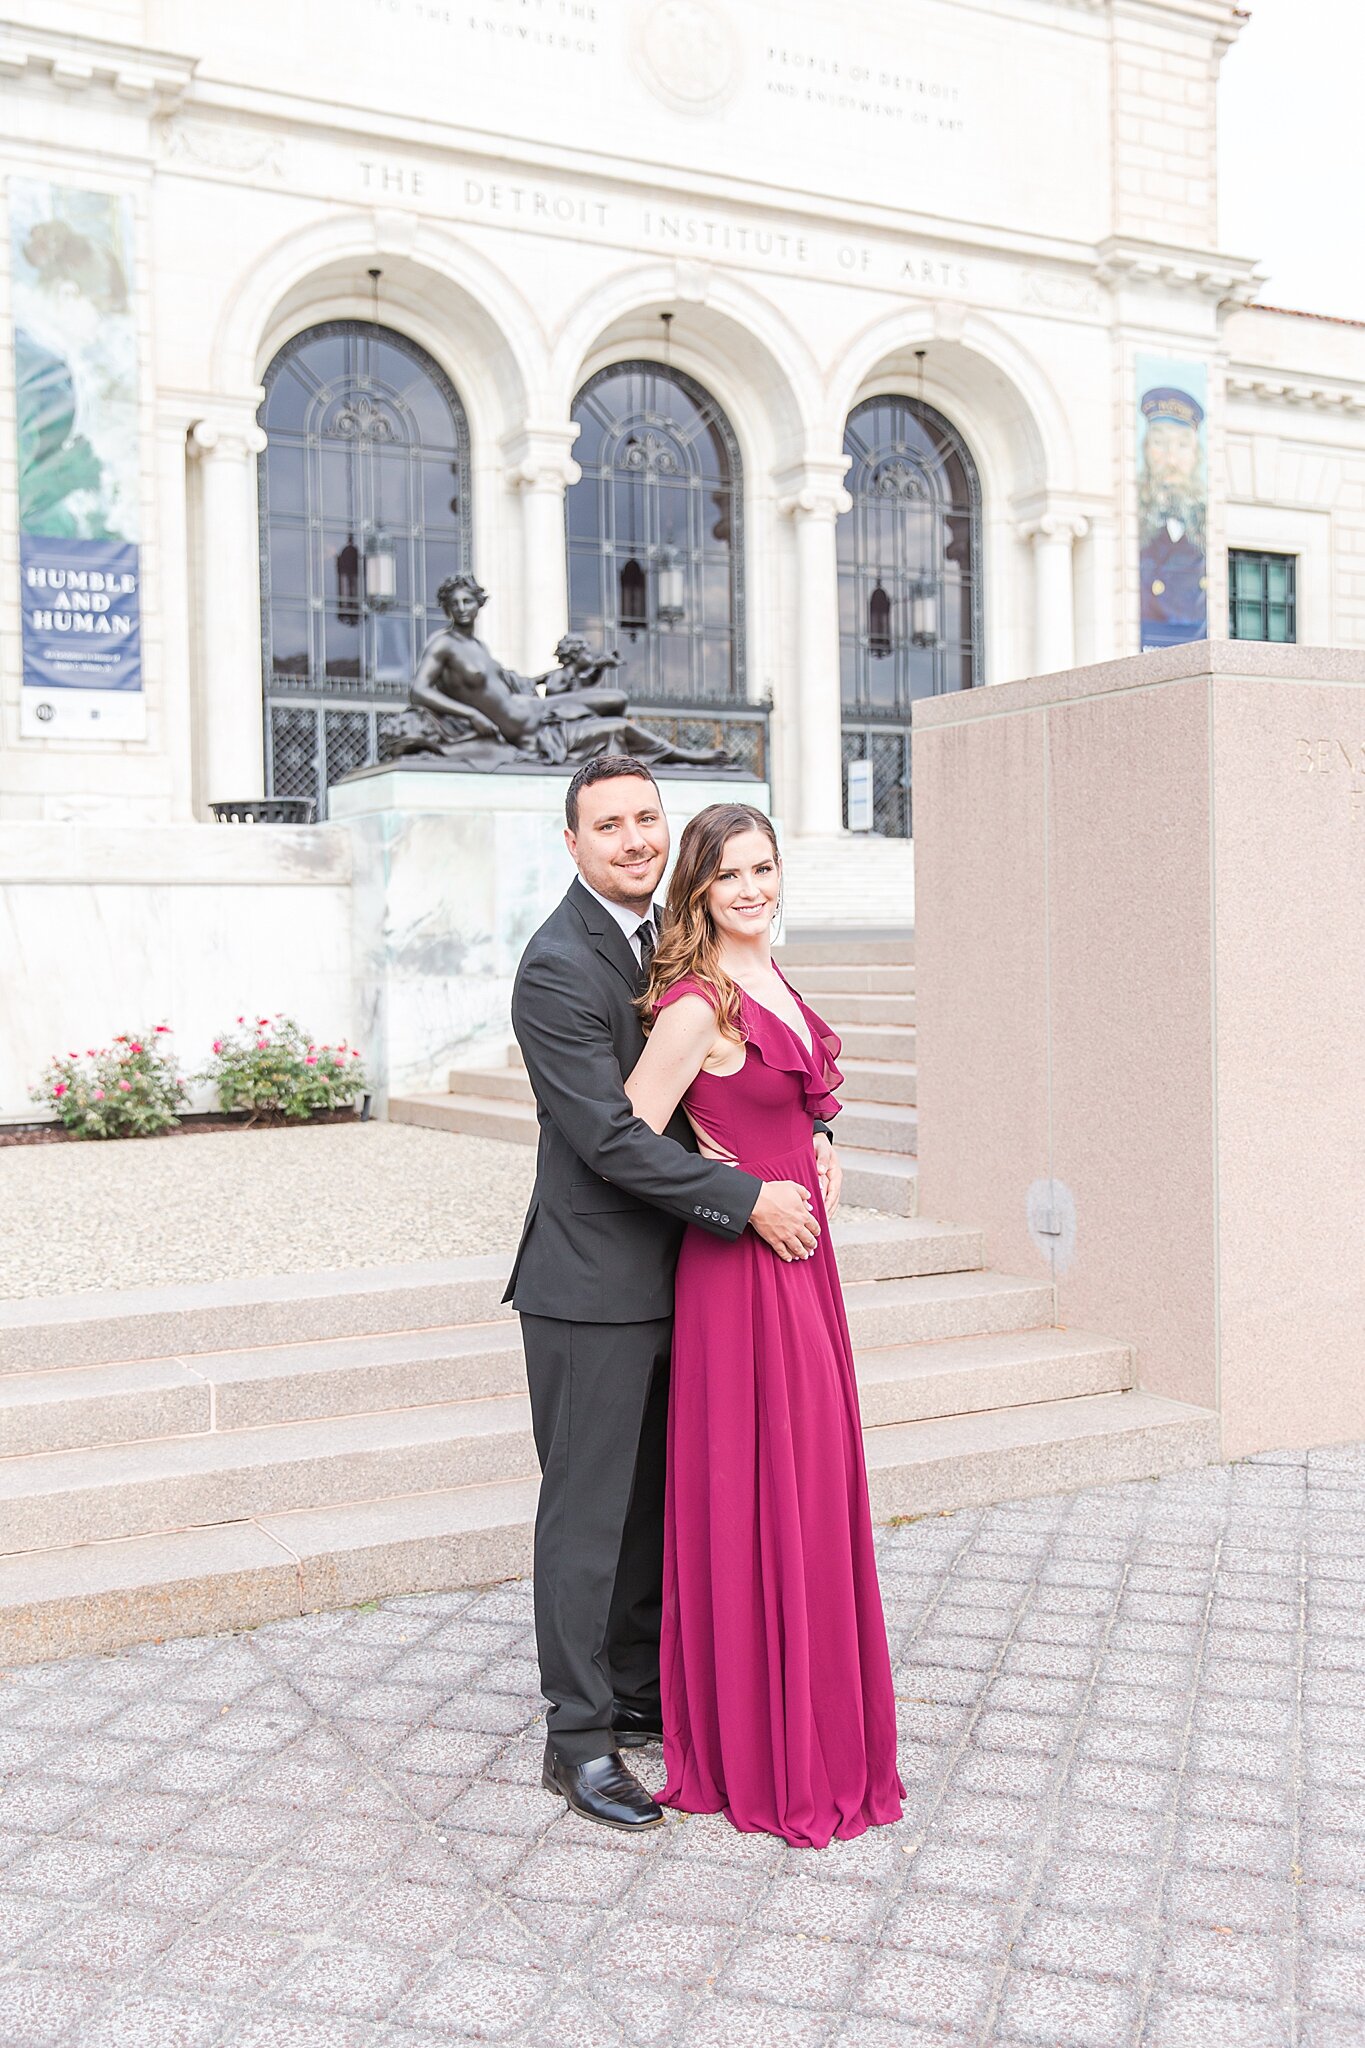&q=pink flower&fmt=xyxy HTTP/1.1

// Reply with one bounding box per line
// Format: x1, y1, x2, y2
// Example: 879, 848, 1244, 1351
155, 1025, 171, 1034
129, 1042, 144, 1054
86, 1048, 95, 1056
257, 1017, 269, 1028
351, 1049, 361, 1059
305, 1056, 317, 1066
333, 1056, 345, 1066
94, 1089, 105, 1101
176, 1077, 185, 1086
256, 1038, 269, 1050
212, 1039, 222, 1054
236, 1015, 244, 1024
118, 1080, 132, 1092
68, 1051, 78, 1059
53, 1083, 67, 1097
